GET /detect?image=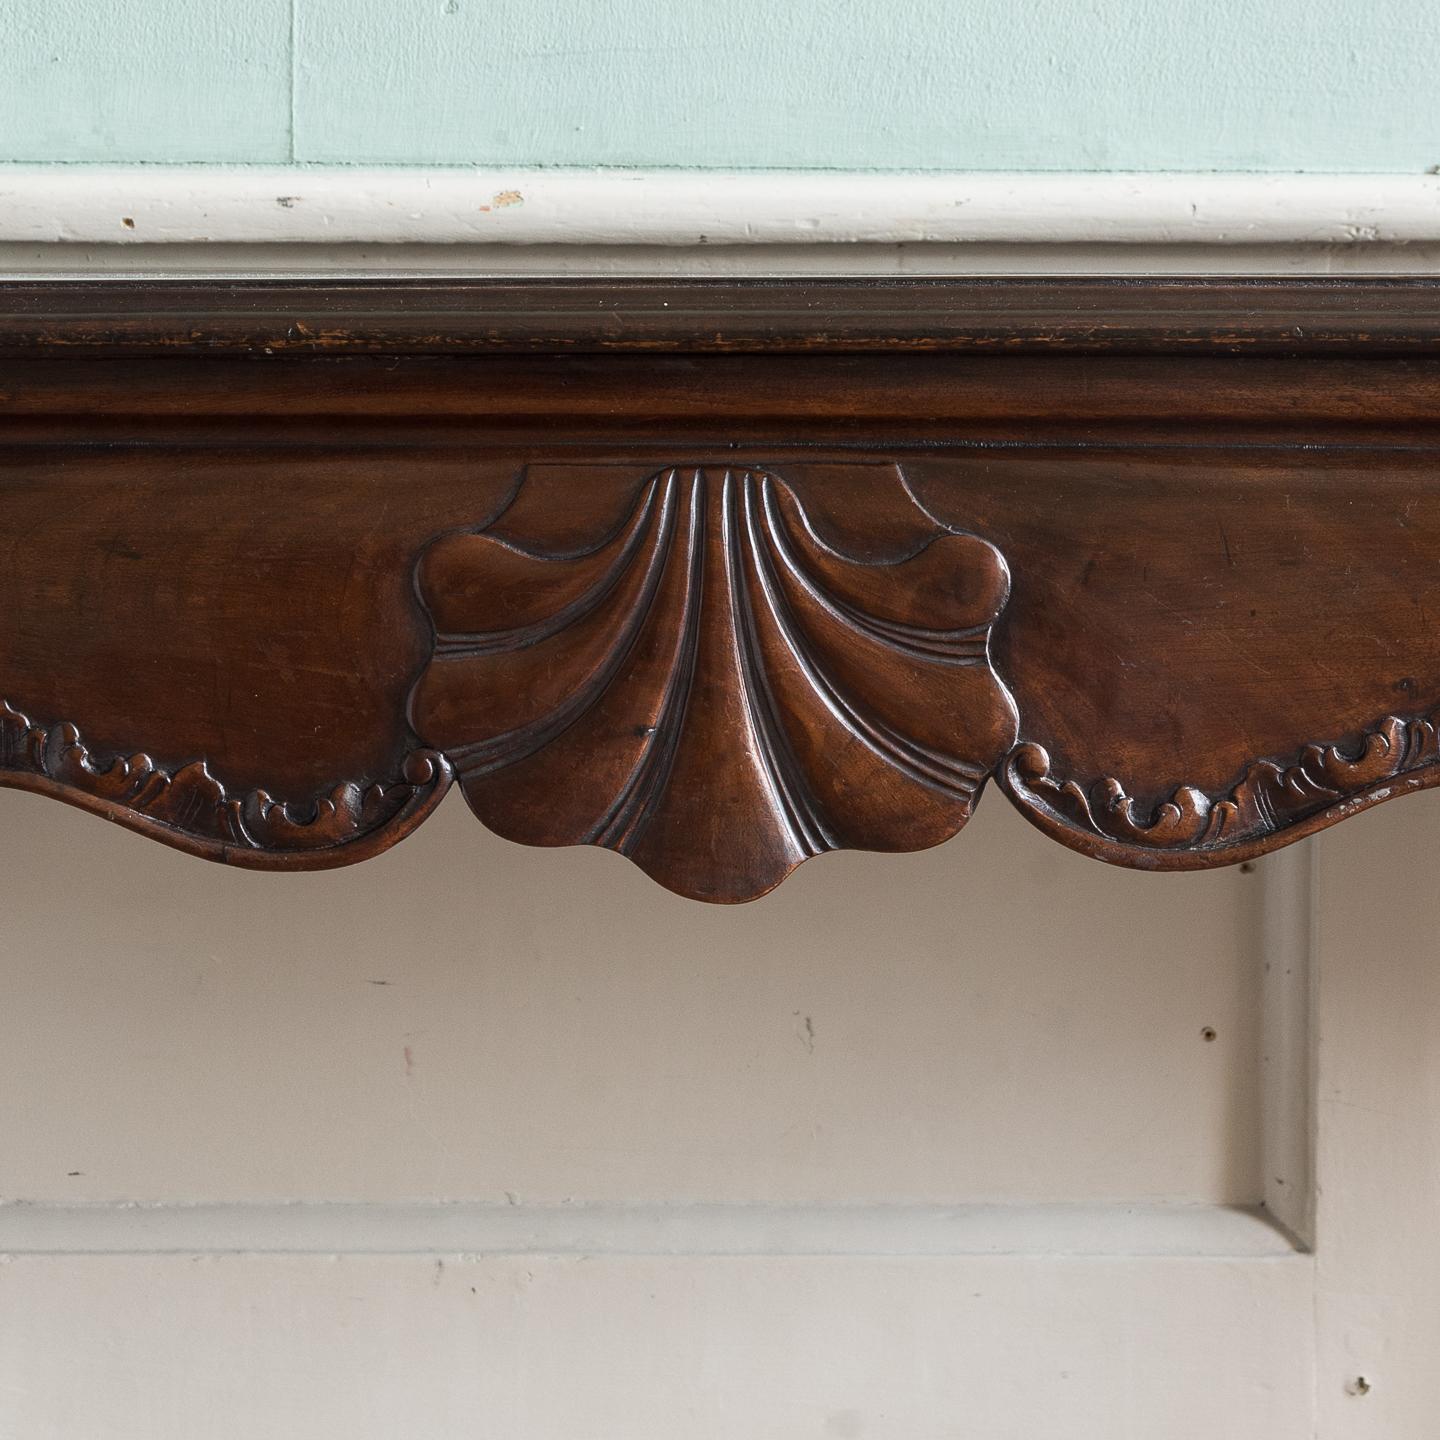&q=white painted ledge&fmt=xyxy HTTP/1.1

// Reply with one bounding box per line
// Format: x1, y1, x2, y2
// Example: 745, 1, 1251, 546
0, 1202, 1302, 1257
8, 239, 1440, 277
2, 167, 1440, 247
